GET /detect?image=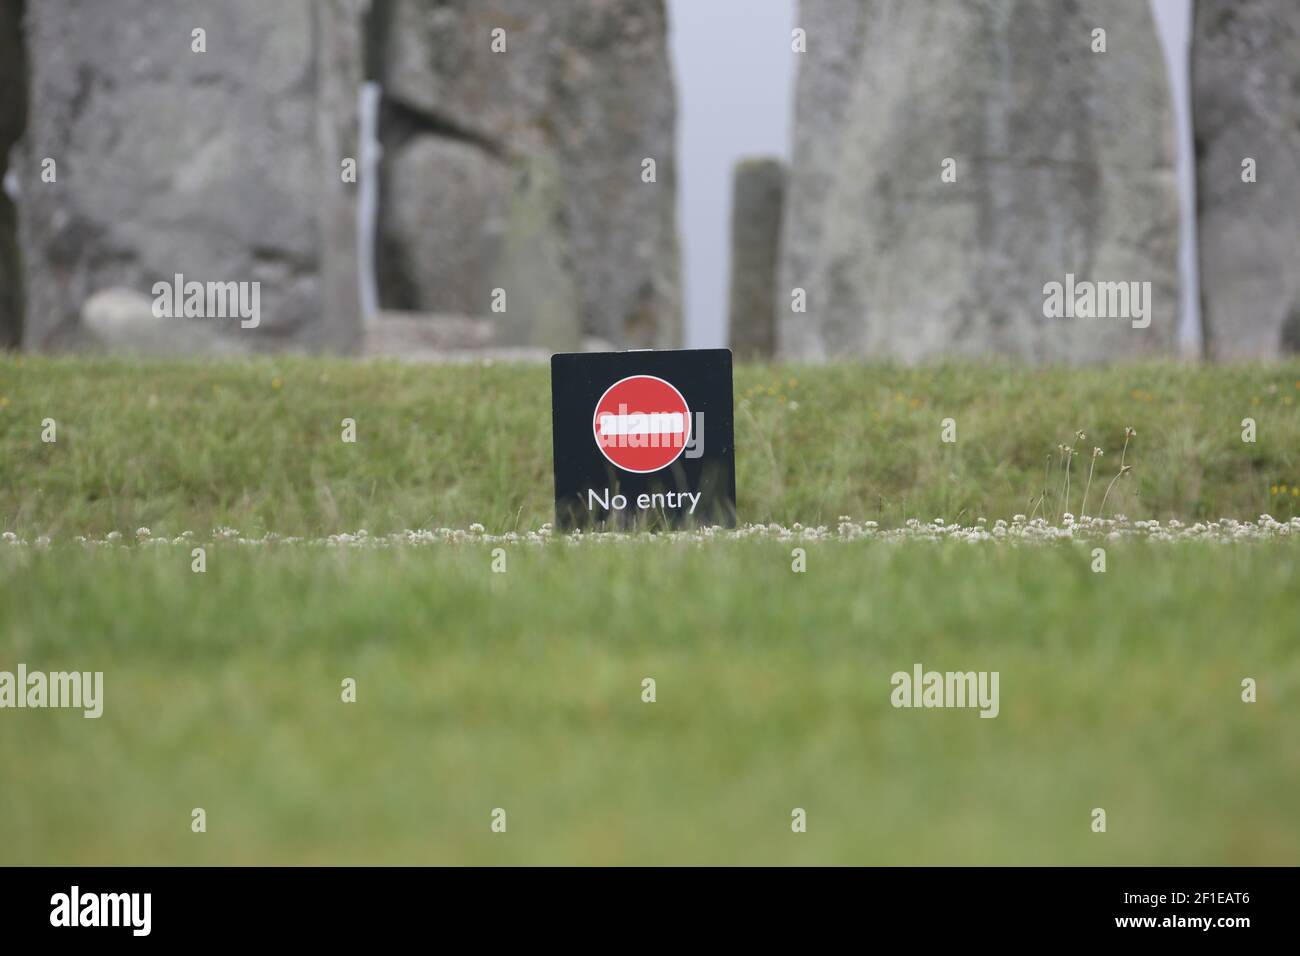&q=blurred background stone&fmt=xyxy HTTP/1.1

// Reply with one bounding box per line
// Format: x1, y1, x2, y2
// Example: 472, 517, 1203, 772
15, 0, 360, 352
1193, 0, 1300, 359
363, 311, 496, 356
4, 1, 1298, 363
378, 135, 509, 317
778, 0, 1181, 363
372, 0, 682, 349
361, 310, 619, 362
488, 152, 583, 350
727, 157, 785, 360
0, 0, 25, 349
80, 287, 250, 356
